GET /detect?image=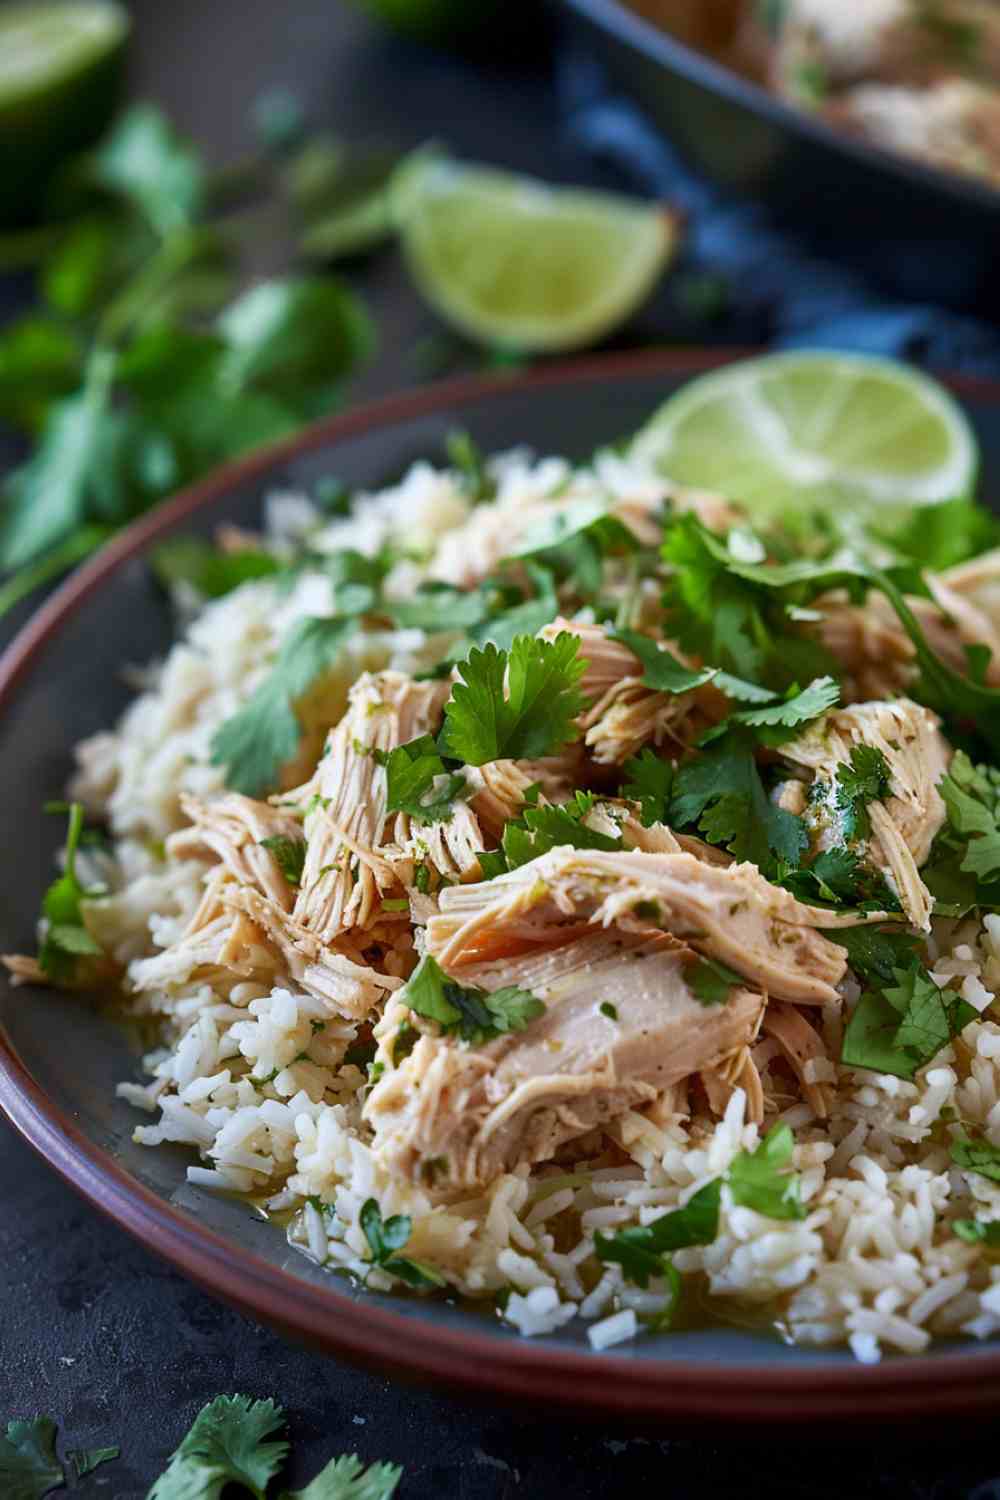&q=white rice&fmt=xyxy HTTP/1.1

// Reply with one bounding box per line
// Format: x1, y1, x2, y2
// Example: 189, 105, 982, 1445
43, 445, 1000, 1361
